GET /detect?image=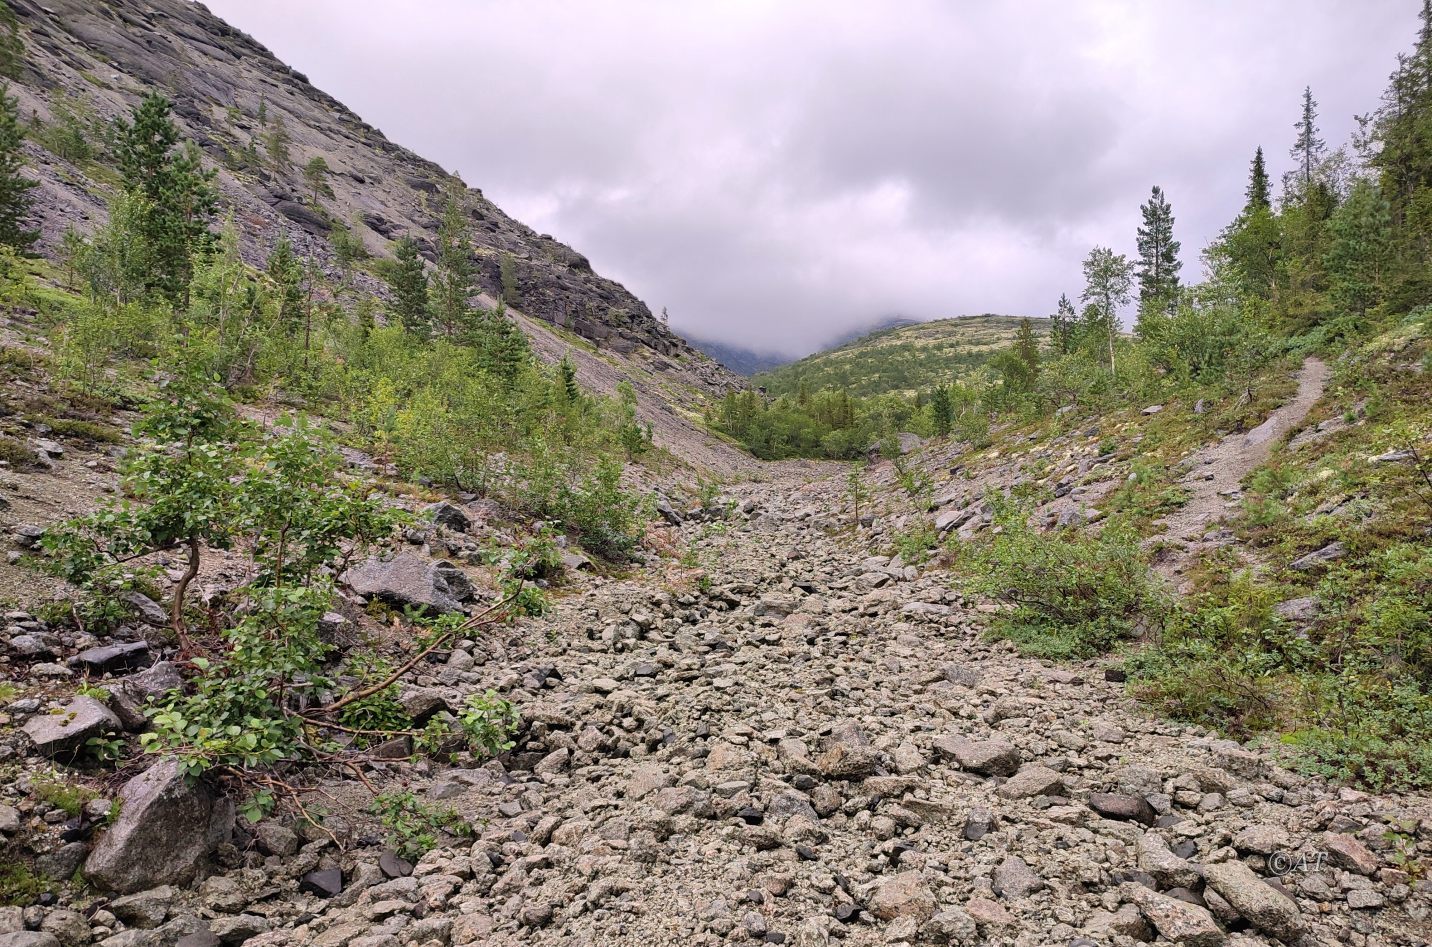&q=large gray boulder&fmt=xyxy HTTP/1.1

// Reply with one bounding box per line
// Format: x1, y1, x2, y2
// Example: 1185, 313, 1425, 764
22, 697, 120, 757
85, 758, 234, 894
340, 553, 473, 614
1203, 861, 1303, 942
